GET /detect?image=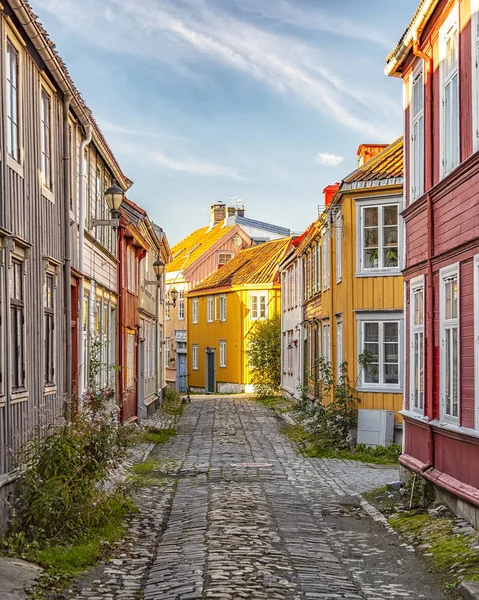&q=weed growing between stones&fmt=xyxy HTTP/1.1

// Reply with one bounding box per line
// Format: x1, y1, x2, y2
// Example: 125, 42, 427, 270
162, 387, 185, 415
